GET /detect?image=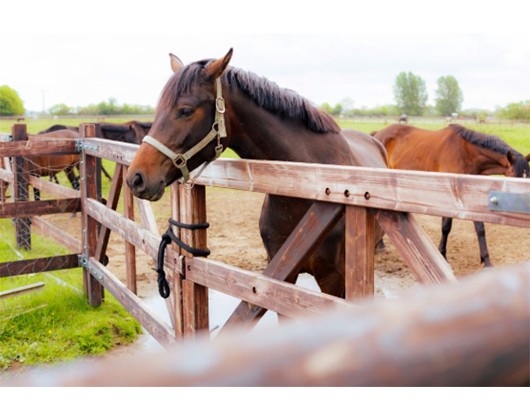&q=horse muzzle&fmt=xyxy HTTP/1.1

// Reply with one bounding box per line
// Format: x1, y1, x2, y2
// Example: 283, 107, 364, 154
126, 169, 166, 201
